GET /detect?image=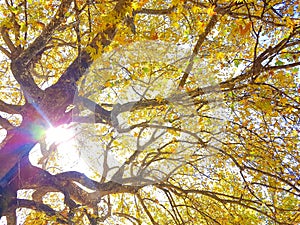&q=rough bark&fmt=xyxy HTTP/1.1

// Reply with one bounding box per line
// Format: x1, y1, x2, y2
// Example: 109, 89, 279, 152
0, 0, 132, 222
